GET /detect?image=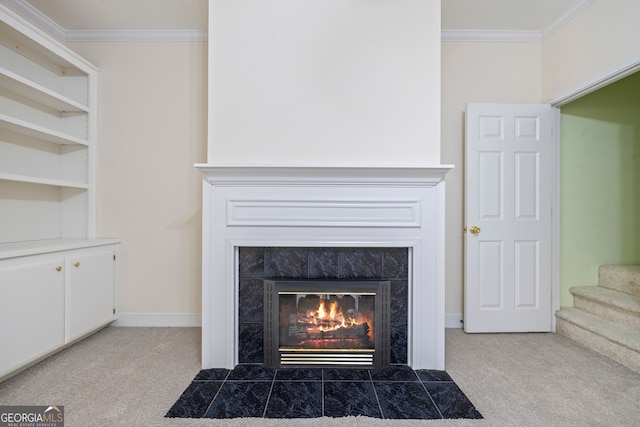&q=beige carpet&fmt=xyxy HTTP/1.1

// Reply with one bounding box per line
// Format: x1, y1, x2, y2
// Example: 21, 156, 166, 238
1, 327, 639, 426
